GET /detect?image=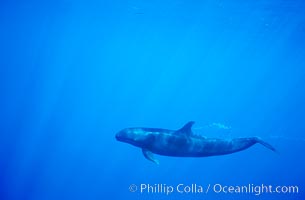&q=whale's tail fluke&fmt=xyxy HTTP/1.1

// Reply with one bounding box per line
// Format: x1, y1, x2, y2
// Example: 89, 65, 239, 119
255, 137, 277, 152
